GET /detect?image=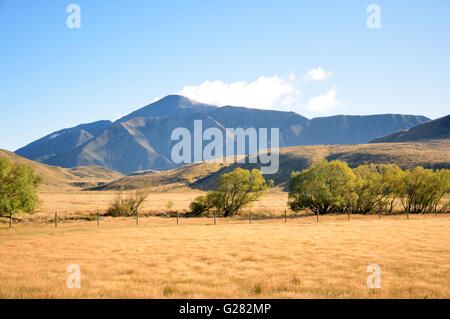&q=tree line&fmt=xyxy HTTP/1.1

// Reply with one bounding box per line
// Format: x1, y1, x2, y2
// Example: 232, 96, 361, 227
288, 160, 449, 215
